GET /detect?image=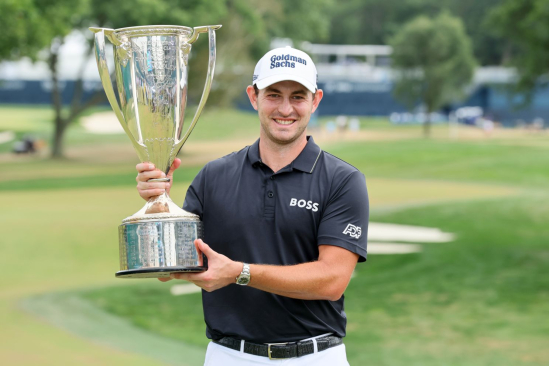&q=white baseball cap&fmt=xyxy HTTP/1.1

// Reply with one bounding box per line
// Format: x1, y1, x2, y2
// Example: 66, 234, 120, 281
253, 46, 317, 93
